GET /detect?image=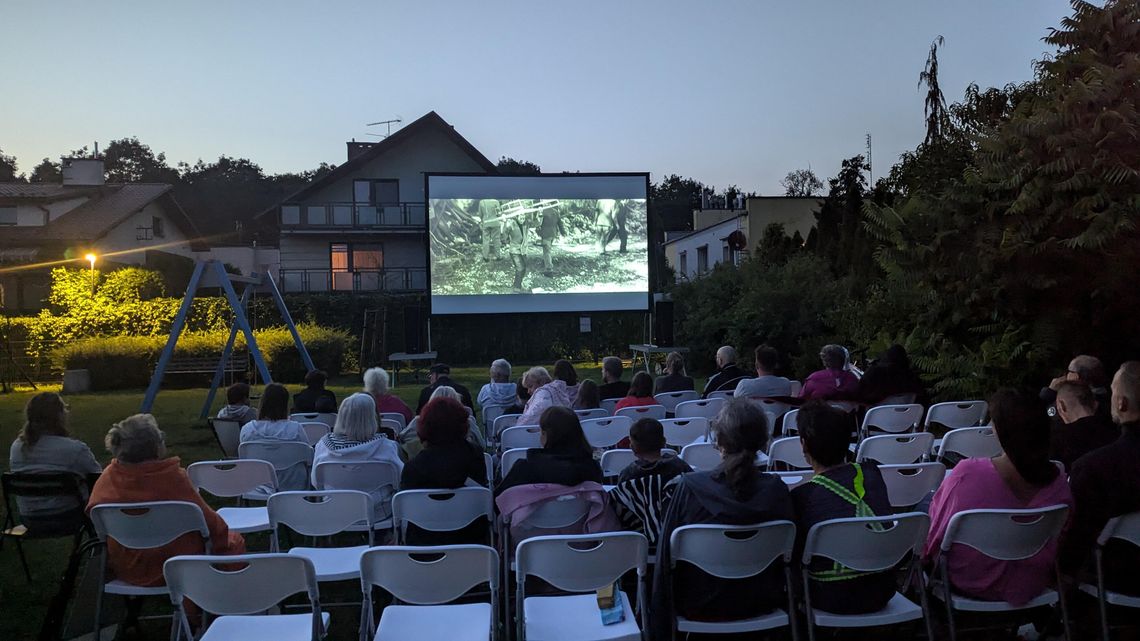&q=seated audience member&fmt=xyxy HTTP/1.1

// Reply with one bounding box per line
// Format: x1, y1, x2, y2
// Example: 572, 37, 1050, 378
1041, 354, 1110, 419
703, 345, 752, 396
614, 372, 658, 413
652, 399, 793, 637
292, 369, 337, 414
857, 344, 927, 405
313, 393, 404, 517
573, 379, 601, 410
610, 418, 692, 547
1061, 362, 1140, 593
516, 367, 573, 426
923, 389, 1072, 605
216, 382, 257, 426
598, 356, 631, 401
553, 359, 581, 406
1050, 380, 1118, 471
87, 414, 245, 588
477, 358, 521, 415
735, 345, 793, 399
654, 351, 695, 394
496, 406, 603, 494
364, 367, 414, 425
416, 363, 473, 413
9, 392, 102, 527
240, 382, 310, 490
800, 344, 859, 401
793, 401, 895, 614
617, 418, 692, 486
404, 386, 484, 456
